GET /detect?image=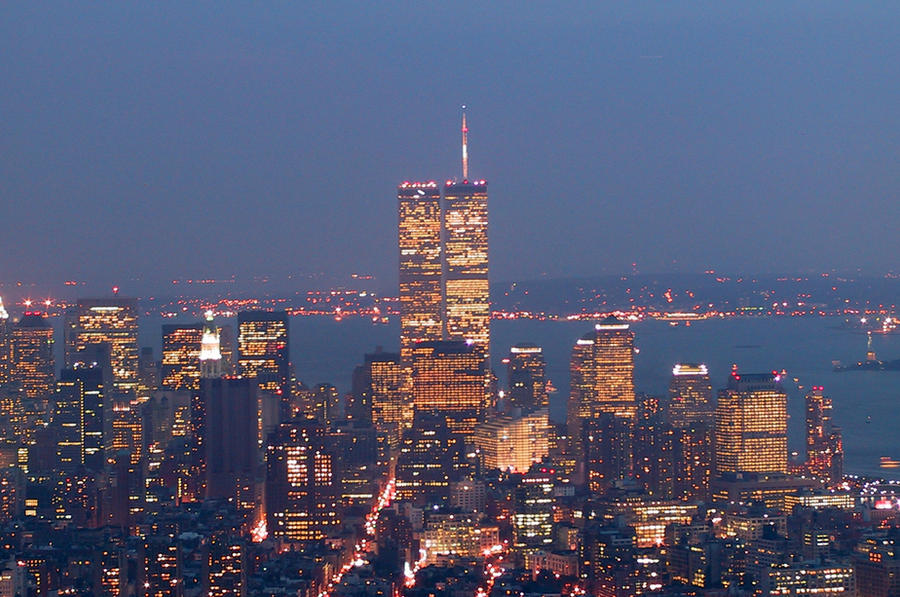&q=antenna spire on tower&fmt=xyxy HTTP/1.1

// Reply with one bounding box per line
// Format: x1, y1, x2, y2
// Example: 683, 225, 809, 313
461, 104, 468, 181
